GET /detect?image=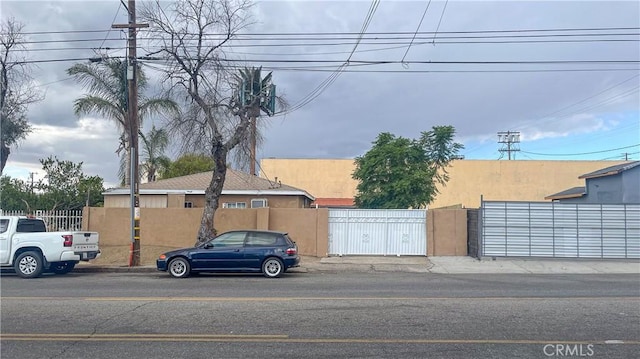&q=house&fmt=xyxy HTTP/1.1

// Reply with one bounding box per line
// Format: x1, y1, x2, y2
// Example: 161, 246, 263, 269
103, 168, 315, 208
545, 161, 640, 204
